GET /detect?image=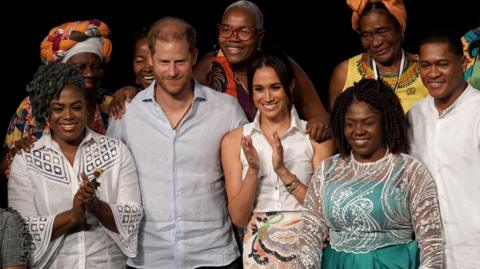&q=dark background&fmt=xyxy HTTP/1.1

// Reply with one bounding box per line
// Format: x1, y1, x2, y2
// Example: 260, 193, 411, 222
1, 1, 478, 206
